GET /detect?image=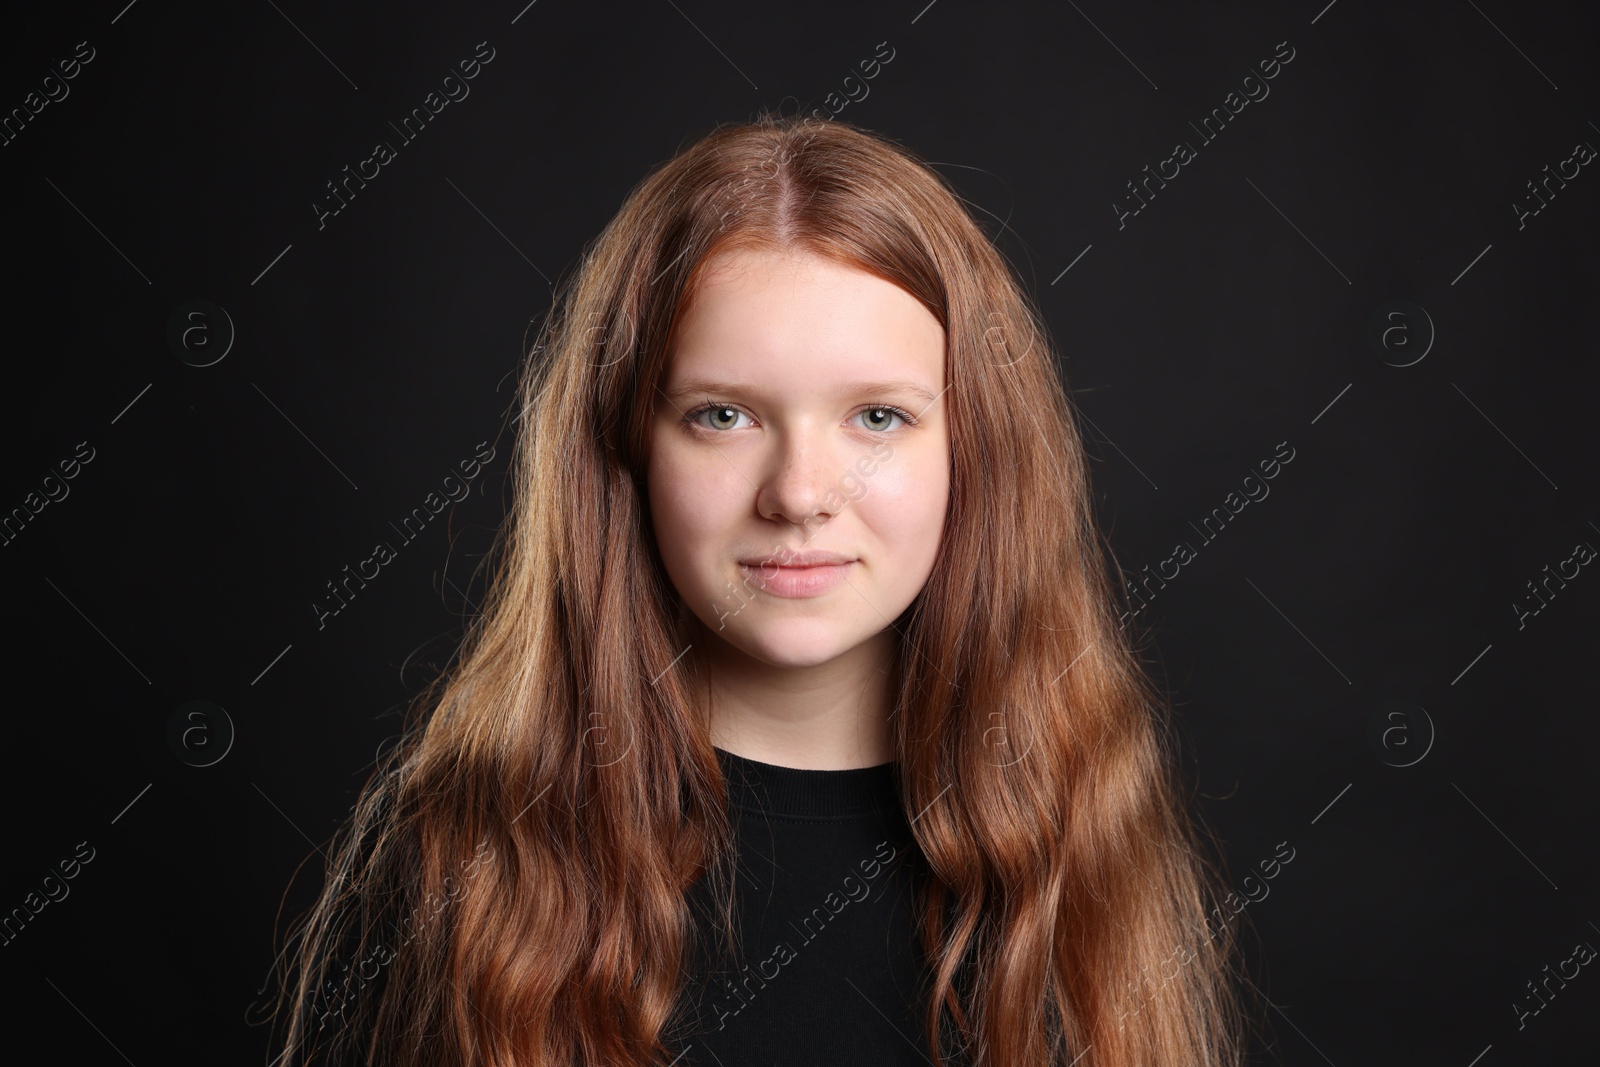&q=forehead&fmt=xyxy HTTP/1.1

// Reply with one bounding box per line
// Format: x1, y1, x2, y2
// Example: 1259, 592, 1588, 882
689, 247, 901, 304
666, 249, 945, 384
